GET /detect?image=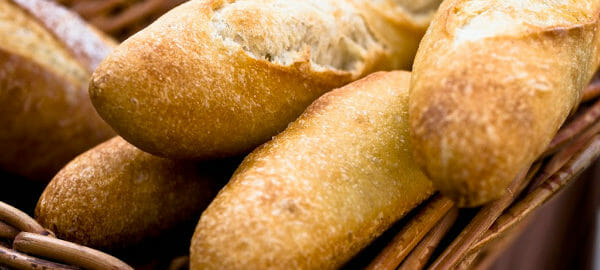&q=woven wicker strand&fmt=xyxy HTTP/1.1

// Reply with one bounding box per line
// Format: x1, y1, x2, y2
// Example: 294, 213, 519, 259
398, 208, 460, 270
0, 202, 50, 236
0, 245, 81, 270
13, 232, 133, 270
0, 221, 18, 239
469, 134, 600, 257
457, 219, 530, 270
453, 139, 600, 269
0, 203, 133, 270
366, 196, 455, 270
428, 167, 531, 270
544, 98, 600, 156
